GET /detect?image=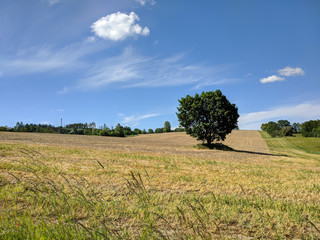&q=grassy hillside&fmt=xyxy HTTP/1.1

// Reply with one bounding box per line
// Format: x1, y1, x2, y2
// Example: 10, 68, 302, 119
260, 131, 320, 159
287, 135, 320, 155
0, 132, 319, 239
